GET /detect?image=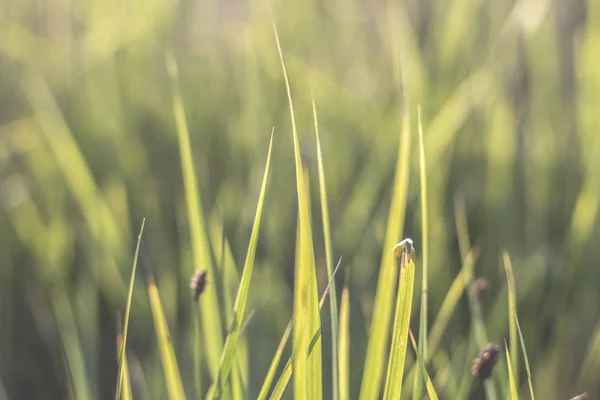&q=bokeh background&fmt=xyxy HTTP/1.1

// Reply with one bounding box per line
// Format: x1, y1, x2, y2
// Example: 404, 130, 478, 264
1, 0, 599, 398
